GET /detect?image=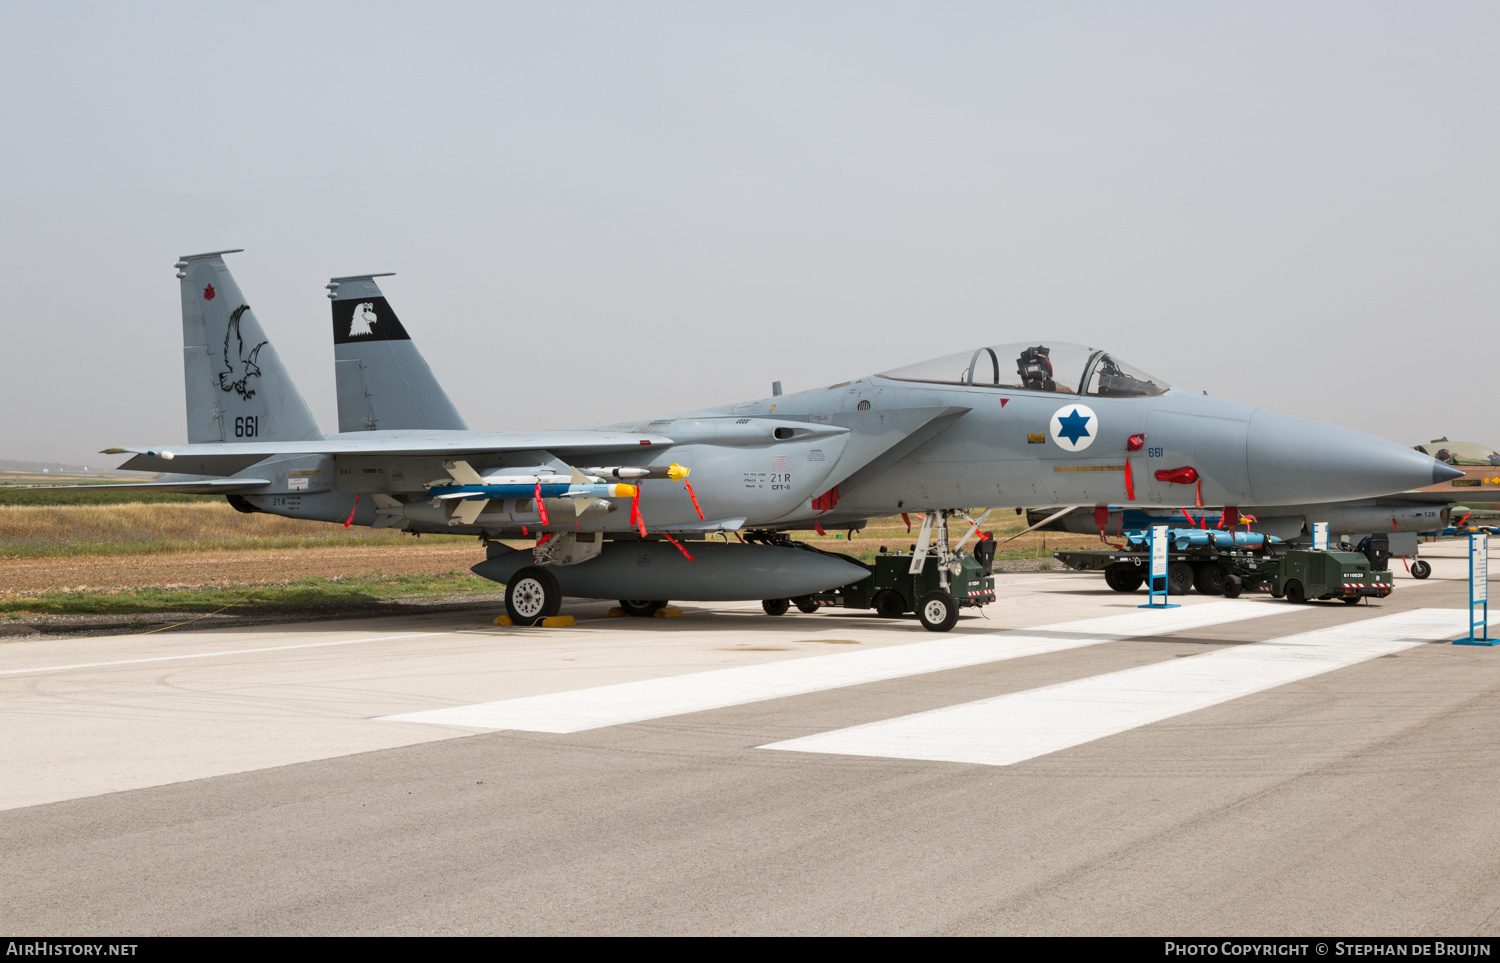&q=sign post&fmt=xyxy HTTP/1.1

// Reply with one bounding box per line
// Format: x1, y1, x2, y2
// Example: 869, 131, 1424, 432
1139, 524, 1179, 609
1454, 532, 1492, 646
1311, 521, 1329, 551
